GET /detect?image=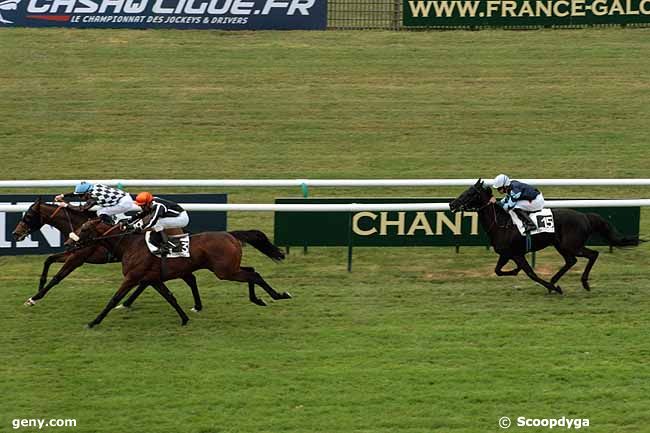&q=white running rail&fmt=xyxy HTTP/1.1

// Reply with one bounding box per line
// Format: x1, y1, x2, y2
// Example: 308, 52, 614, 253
2, 200, 650, 213
1, 179, 650, 188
